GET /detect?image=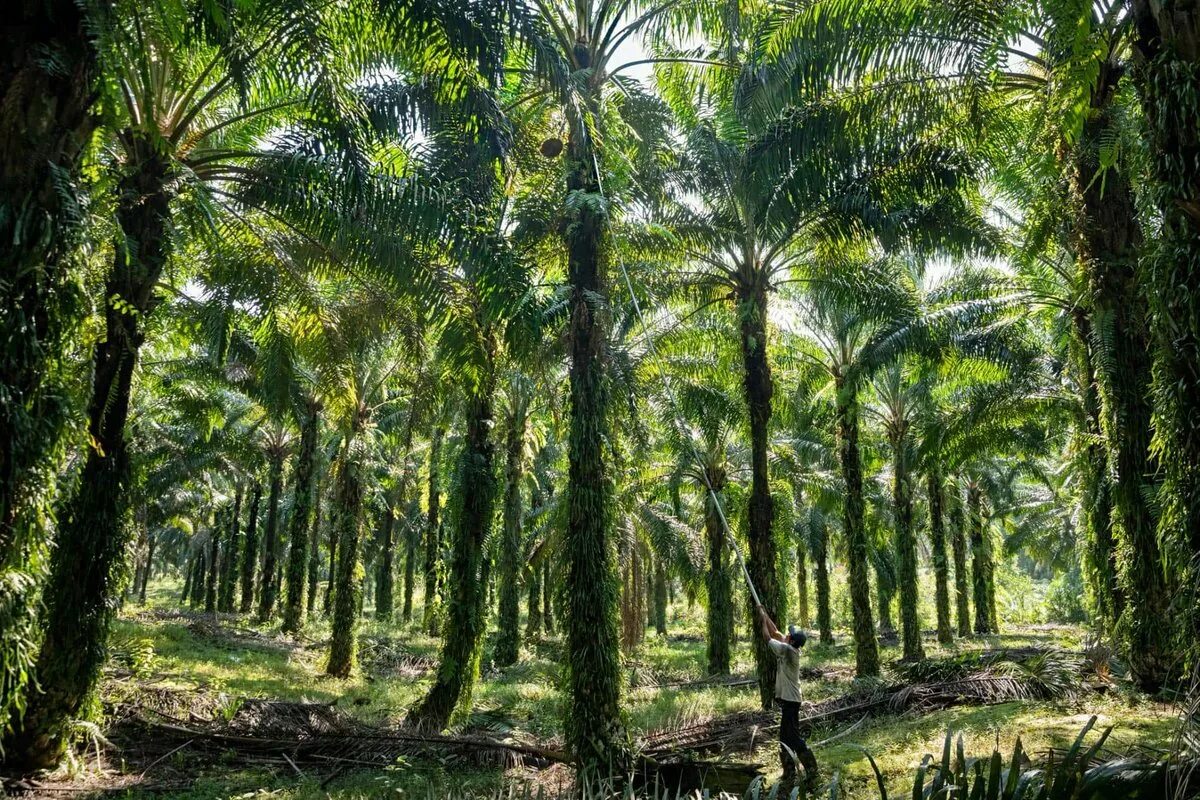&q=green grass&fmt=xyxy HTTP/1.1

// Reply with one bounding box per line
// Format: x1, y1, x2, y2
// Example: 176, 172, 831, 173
95, 580, 1180, 799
